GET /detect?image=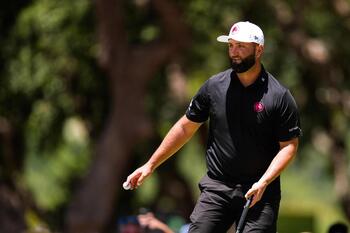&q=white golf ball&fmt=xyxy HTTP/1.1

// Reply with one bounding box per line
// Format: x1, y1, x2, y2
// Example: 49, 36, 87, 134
123, 181, 131, 190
